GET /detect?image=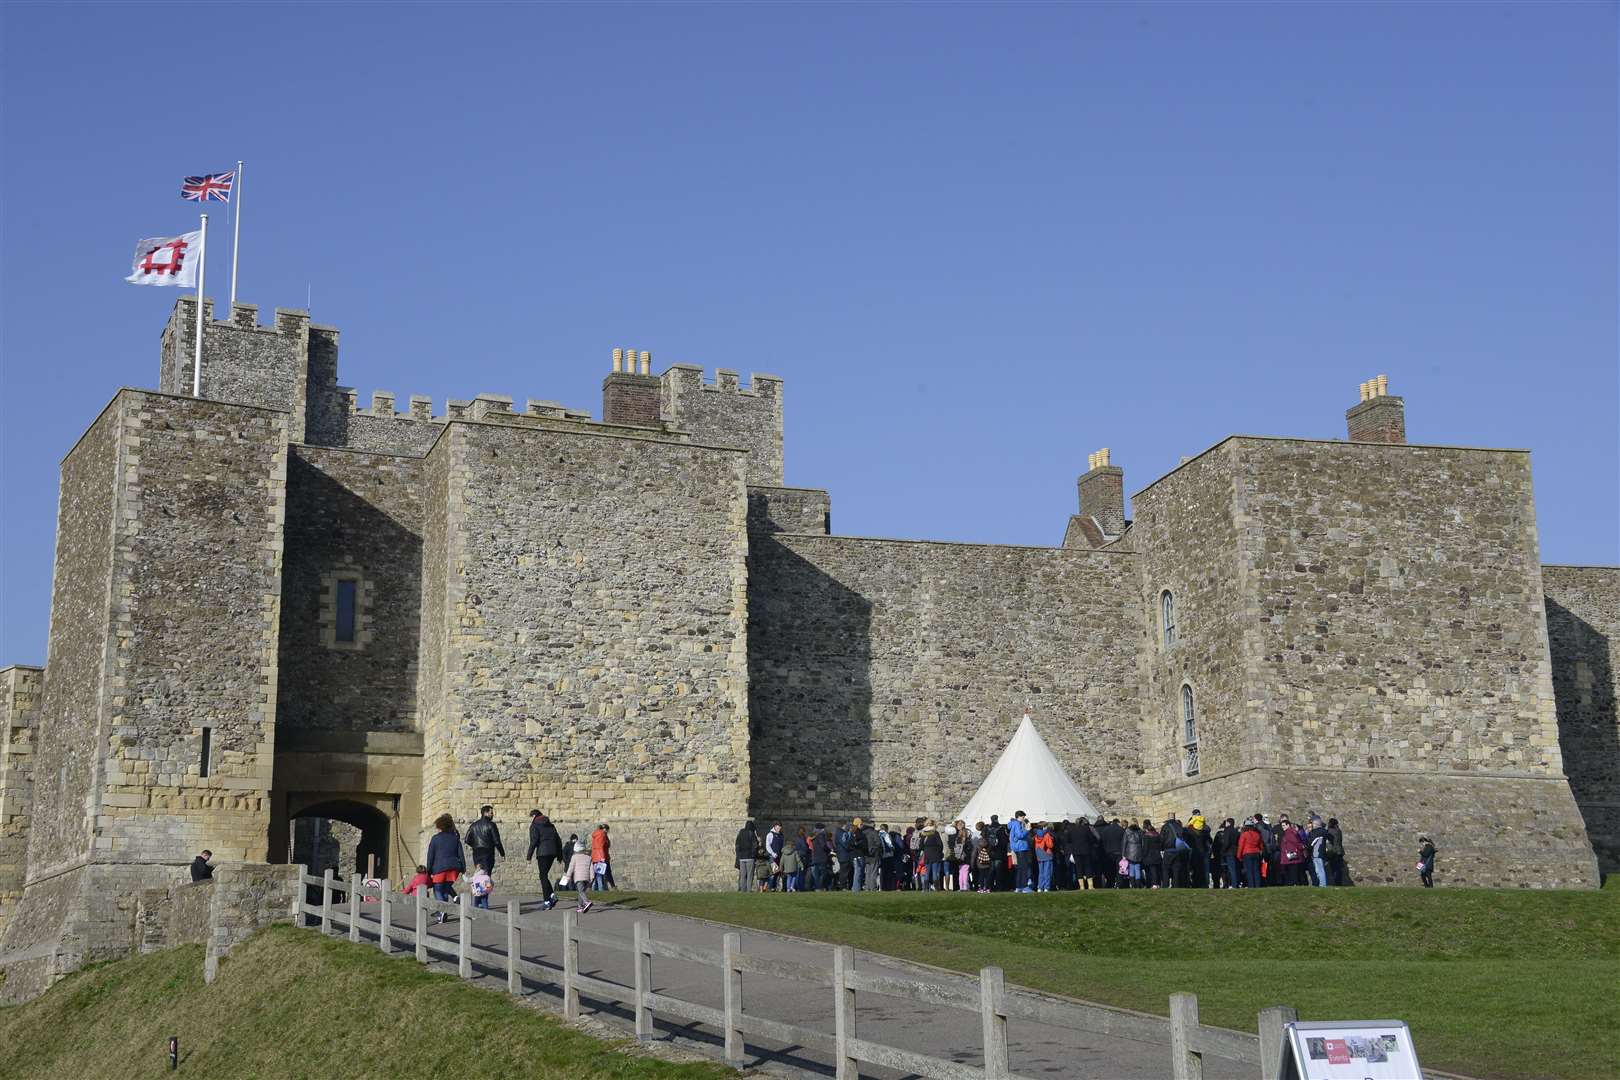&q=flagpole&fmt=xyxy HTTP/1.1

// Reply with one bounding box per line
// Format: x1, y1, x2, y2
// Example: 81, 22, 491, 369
194, 213, 208, 398
229, 160, 243, 306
